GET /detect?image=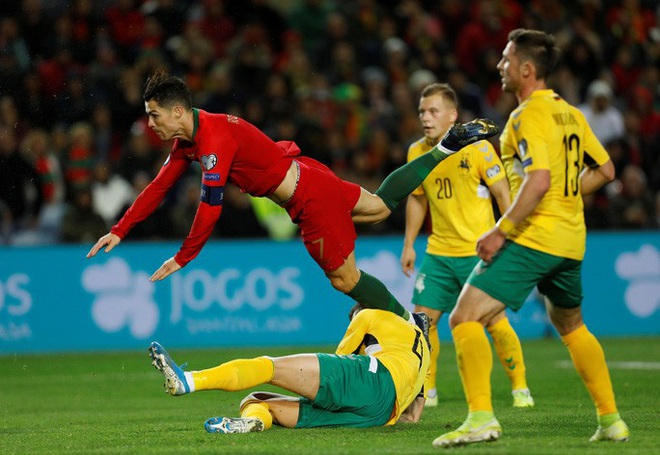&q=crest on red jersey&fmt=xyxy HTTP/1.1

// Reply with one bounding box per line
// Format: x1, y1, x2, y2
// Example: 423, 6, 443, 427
201, 154, 217, 171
